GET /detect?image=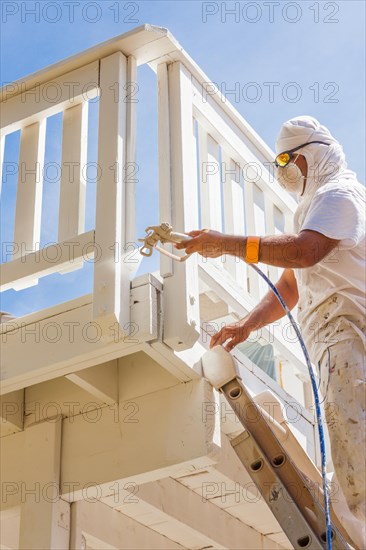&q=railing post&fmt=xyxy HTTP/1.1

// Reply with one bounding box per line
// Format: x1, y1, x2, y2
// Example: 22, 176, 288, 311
157, 62, 173, 278
157, 61, 200, 350
93, 51, 131, 338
